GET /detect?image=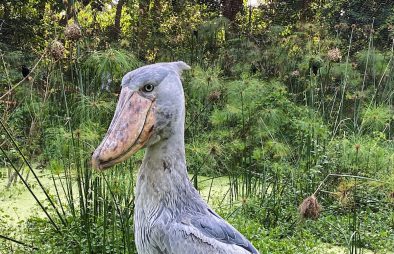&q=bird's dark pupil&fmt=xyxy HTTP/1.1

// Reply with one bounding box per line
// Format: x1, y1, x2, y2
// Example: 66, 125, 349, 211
145, 84, 153, 91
